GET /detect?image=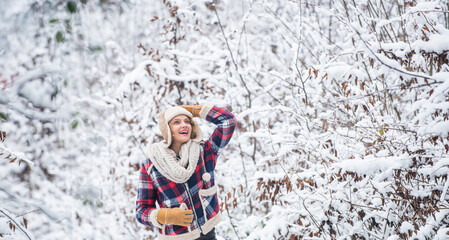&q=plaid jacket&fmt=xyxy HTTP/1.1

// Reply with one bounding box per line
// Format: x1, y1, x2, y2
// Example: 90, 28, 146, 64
136, 105, 236, 238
